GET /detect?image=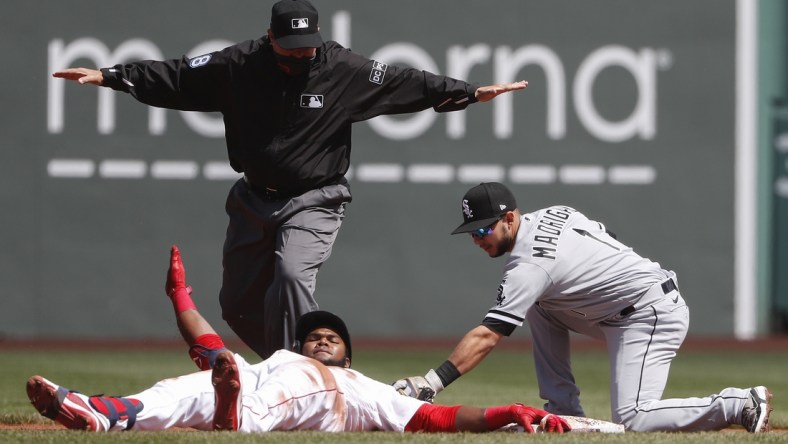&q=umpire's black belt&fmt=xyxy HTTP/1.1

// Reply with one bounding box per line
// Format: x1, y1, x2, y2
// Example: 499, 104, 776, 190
619, 278, 678, 317
243, 175, 345, 201
243, 176, 297, 201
